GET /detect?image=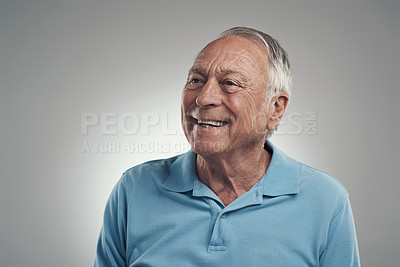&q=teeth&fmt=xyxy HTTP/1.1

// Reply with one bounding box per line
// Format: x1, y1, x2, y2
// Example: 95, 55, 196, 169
197, 119, 227, 127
